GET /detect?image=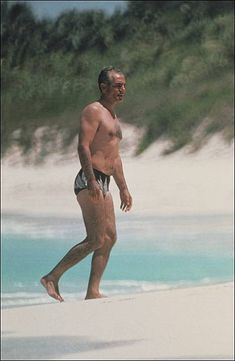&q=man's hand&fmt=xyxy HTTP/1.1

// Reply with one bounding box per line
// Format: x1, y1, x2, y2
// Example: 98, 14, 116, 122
120, 189, 132, 212
88, 179, 102, 201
